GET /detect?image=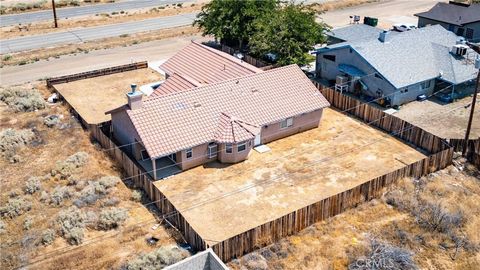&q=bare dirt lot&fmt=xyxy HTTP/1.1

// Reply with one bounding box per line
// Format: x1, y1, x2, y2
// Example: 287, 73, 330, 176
228, 158, 480, 270
395, 95, 480, 139
54, 67, 164, 125
154, 108, 426, 246
0, 82, 183, 269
